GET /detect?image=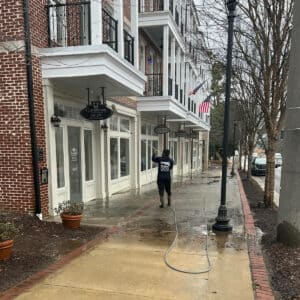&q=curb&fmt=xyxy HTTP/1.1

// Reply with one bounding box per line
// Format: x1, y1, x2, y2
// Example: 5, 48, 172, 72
0, 201, 155, 300
236, 172, 274, 300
